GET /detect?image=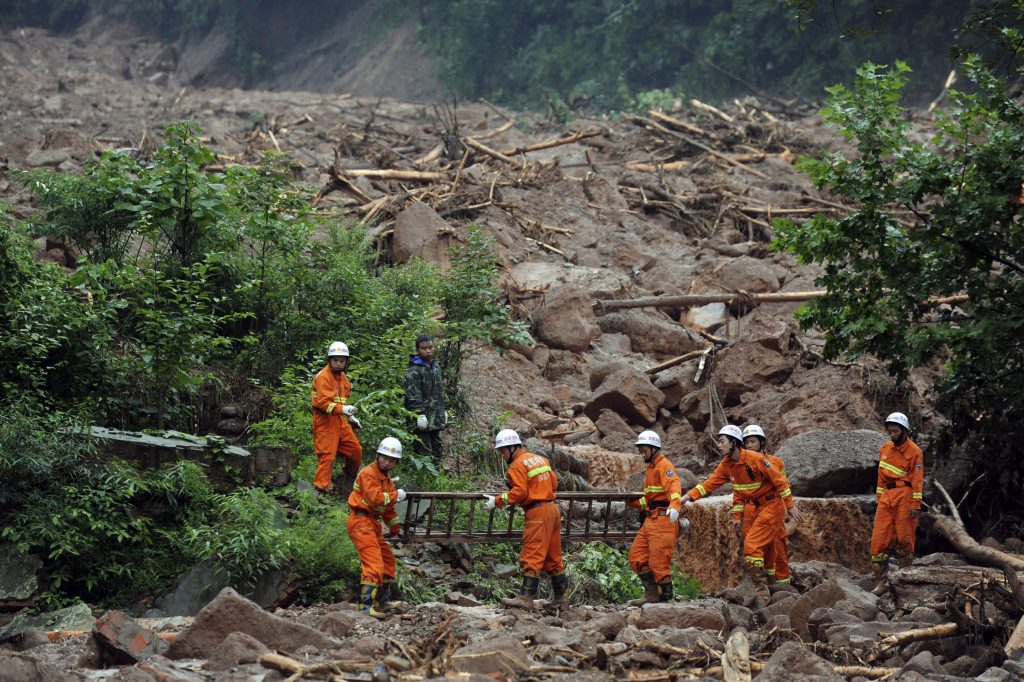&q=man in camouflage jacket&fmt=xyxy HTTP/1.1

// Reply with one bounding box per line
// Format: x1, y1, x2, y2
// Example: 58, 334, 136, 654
405, 334, 447, 459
